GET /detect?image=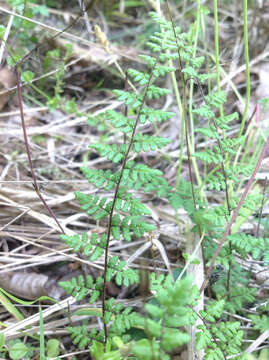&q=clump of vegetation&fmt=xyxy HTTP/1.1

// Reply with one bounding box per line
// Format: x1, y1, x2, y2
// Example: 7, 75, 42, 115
0, 1, 268, 359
